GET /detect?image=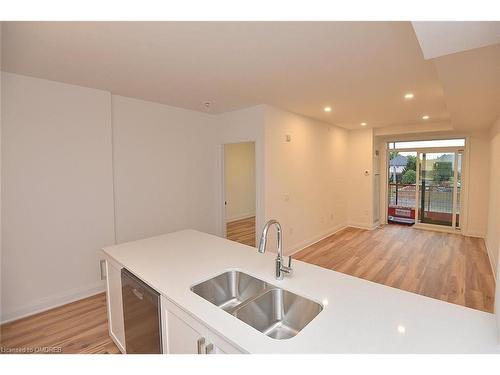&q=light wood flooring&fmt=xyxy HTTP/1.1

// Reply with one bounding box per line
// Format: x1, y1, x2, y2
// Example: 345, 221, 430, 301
0, 293, 120, 354
226, 216, 256, 247
295, 224, 495, 313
